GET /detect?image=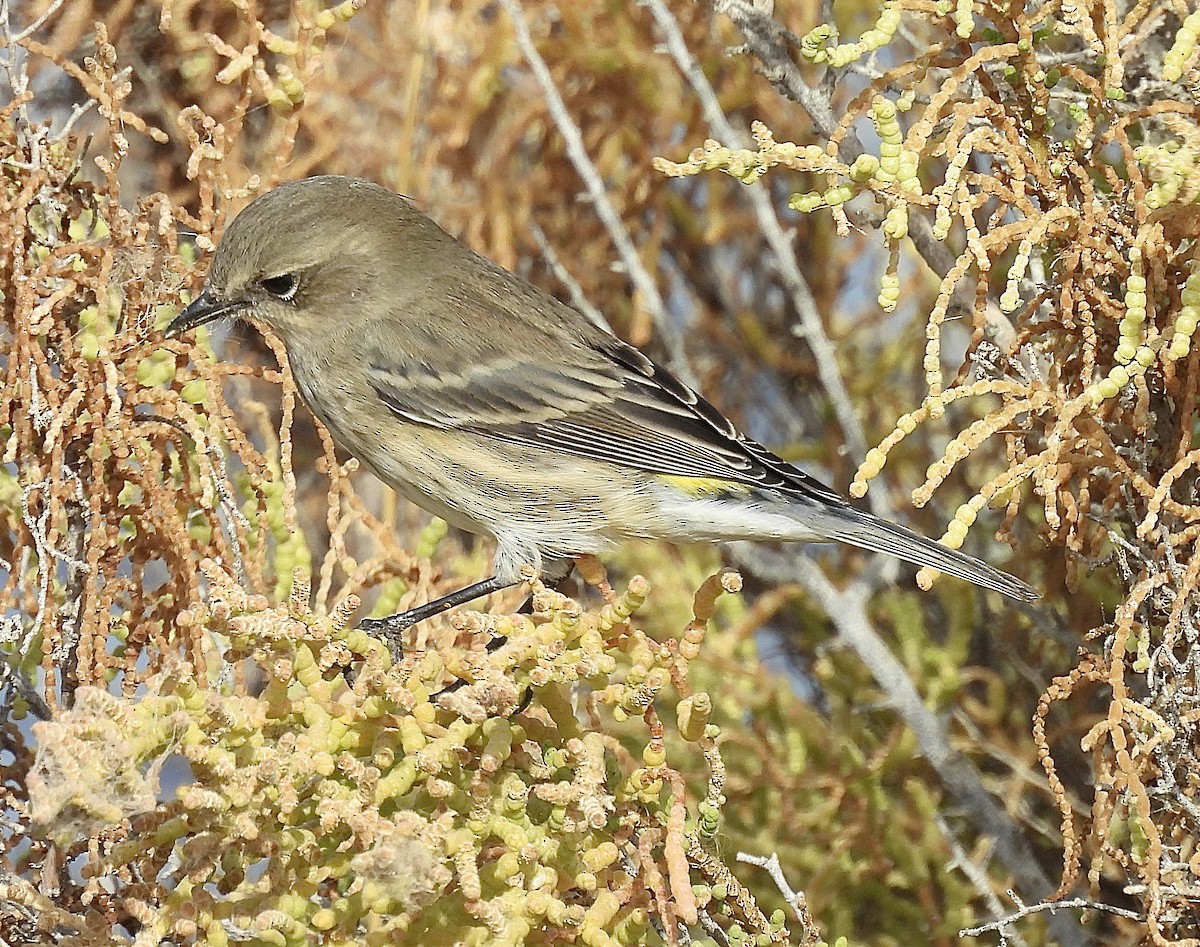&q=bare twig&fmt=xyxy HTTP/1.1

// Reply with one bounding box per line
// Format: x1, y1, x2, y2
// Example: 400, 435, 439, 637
501, 0, 696, 385
710, 0, 855, 148
735, 851, 818, 942
0, 645, 52, 721
529, 221, 609, 331
708, 0, 991, 329
11, 0, 63, 42
644, 0, 879, 484
52, 99, 96, 142
0, 0, 36, 166
935, 814, 1031, 947
732, 544, 1088, 947
960, 891, 1143, 940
